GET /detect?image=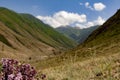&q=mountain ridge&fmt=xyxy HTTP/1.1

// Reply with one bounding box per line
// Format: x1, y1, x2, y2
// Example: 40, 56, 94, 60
56, 26, 99, 43
84, 9, 120, 45
69, 9, 120, 59
0, 7, 76, 59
